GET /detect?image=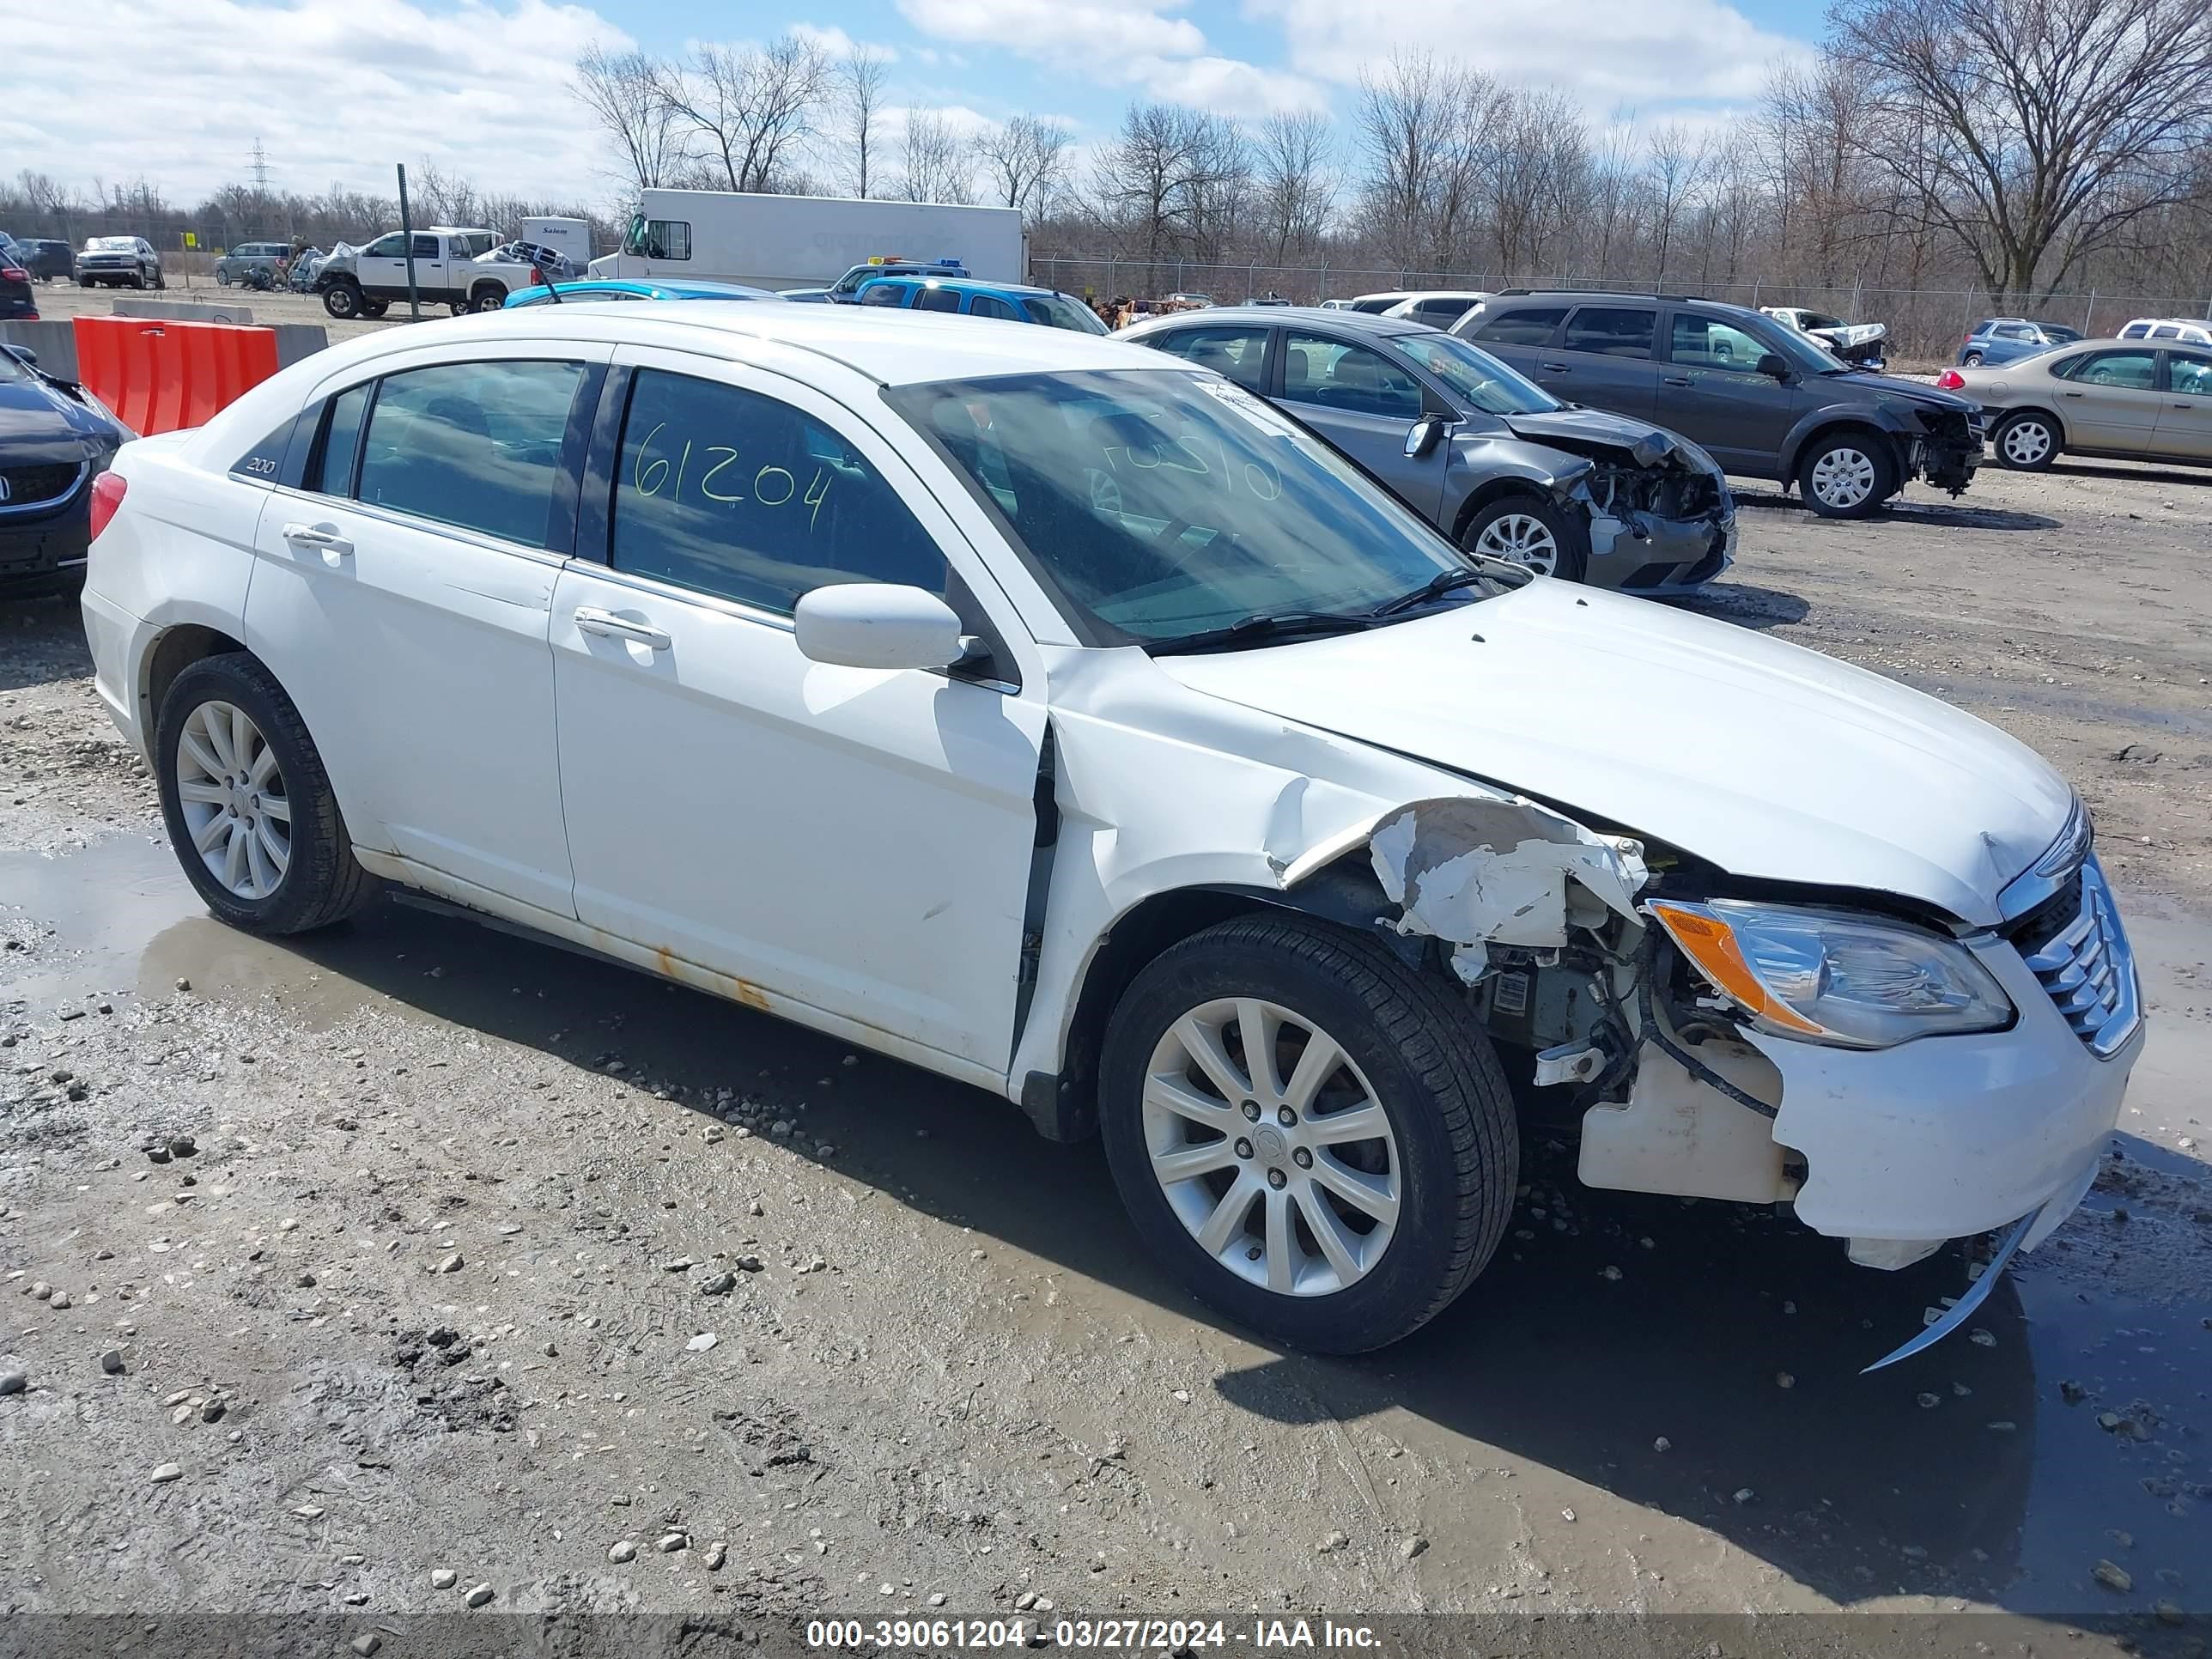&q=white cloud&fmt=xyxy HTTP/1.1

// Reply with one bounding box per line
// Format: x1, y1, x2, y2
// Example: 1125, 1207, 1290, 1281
7, 0, 629, 205
791, 21, 899, 61
896, 0, 1323, 115
1250, 0, 1812, 108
